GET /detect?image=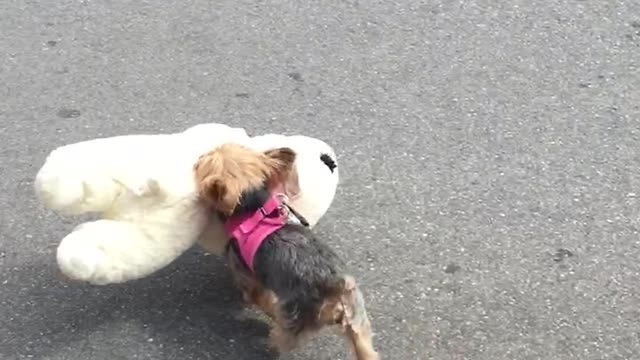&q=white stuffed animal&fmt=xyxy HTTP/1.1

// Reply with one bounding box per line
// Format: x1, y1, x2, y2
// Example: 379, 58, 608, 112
34, 123, 339, 285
